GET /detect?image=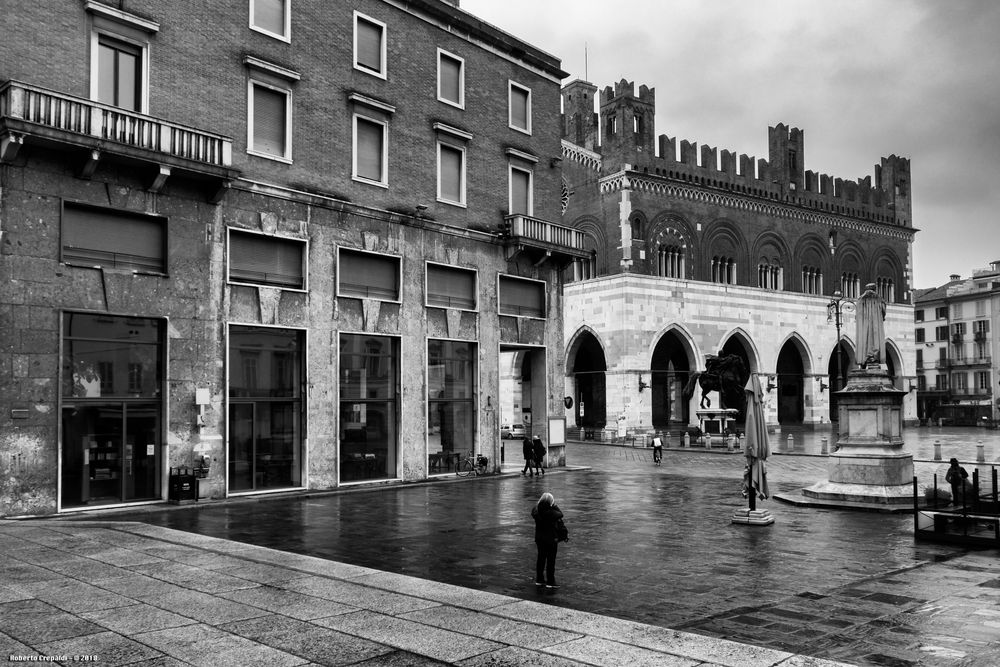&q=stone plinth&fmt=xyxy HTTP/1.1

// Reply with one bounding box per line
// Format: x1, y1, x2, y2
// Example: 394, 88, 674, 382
802, 365, 914, 506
